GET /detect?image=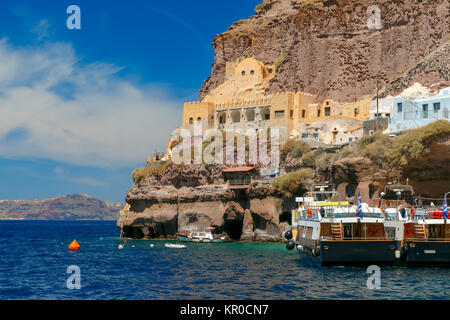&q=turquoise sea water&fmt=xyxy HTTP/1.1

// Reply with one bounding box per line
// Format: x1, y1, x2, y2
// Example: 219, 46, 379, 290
0, 220, 448, 300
